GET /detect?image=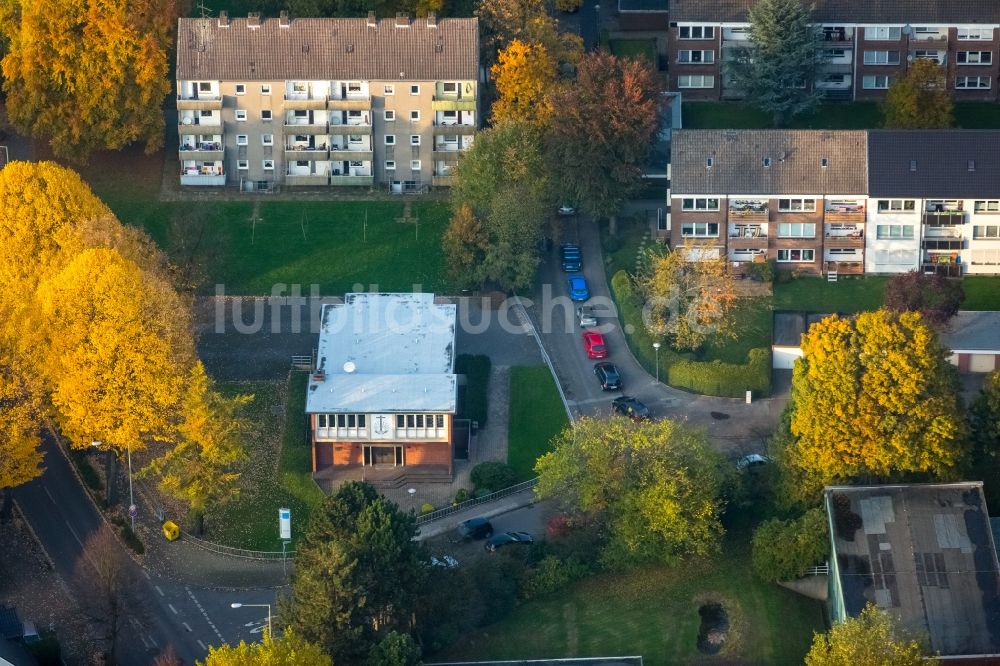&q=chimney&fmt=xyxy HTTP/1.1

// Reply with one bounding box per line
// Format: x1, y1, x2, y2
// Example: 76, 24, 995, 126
366, 10, 377, 27
395, 13, 411, 28
426, 12, 437, 27
279, 10, 290, 27
247, 11, 261, 29
218, 10, 229, 27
